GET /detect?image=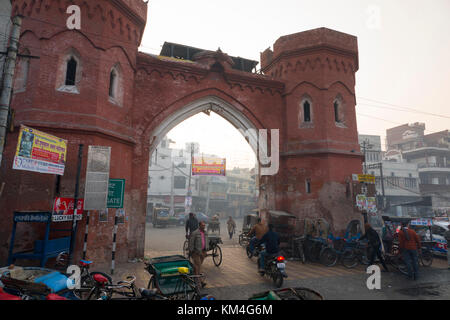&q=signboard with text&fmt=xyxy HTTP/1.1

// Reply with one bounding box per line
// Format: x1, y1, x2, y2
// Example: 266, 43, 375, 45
13, 125, 67, 175
84, 146, 111, 210
352, 174, 375, 184
52, 197, 84, 222
107, 179, 125, 208
192, 156, 226, 176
